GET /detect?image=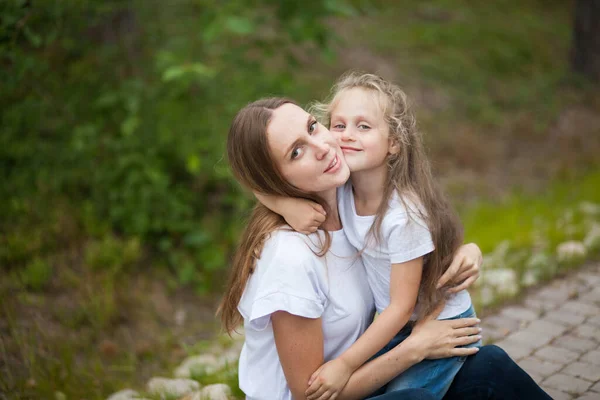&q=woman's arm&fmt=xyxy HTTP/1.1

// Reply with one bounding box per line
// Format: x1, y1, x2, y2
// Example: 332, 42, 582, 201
437, 243, 483, 293
254, 192, 326, 234
272, 311, 324, 400
305, 258, 423, 399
